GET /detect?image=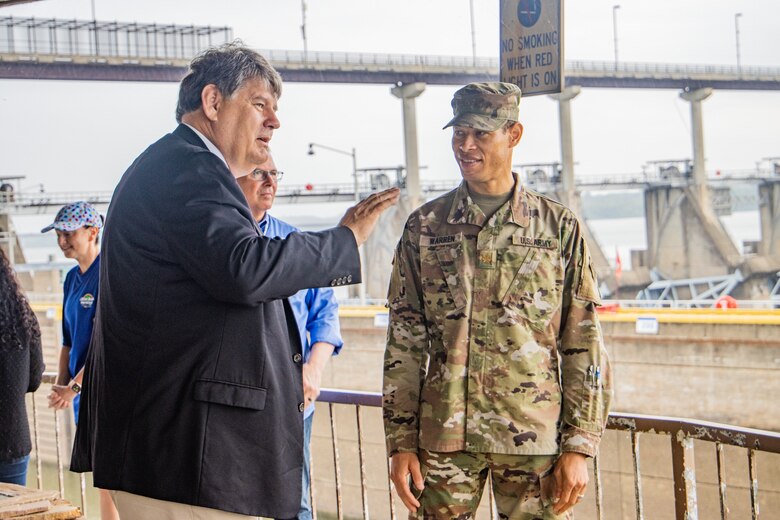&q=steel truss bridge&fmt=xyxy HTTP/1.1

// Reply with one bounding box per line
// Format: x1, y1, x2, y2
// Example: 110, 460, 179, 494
1, 16, 780, 89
